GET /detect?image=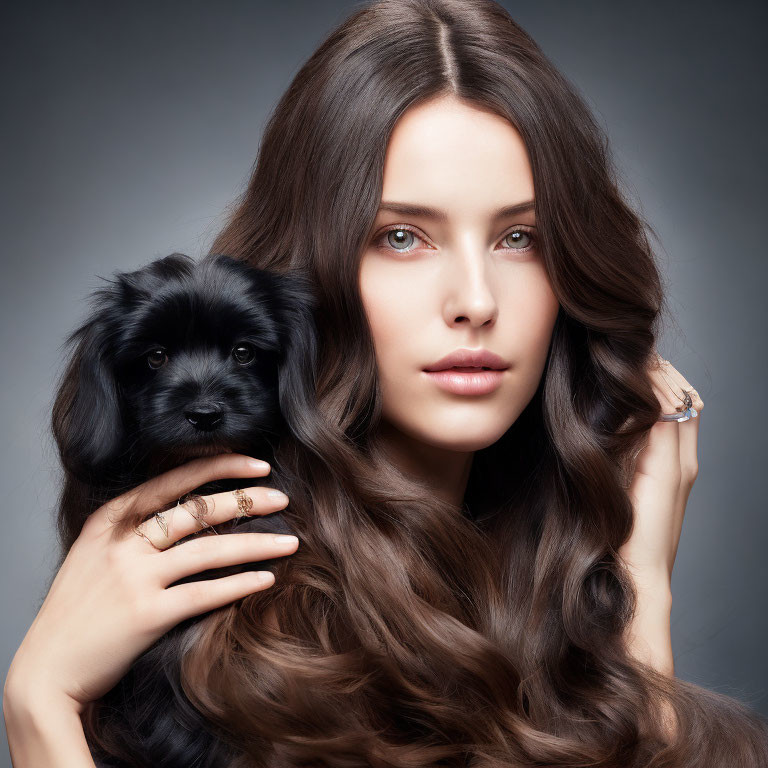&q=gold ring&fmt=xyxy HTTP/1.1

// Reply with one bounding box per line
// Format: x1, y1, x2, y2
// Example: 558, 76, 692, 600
233, 488, 254, 518
179, 494, 215, 531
